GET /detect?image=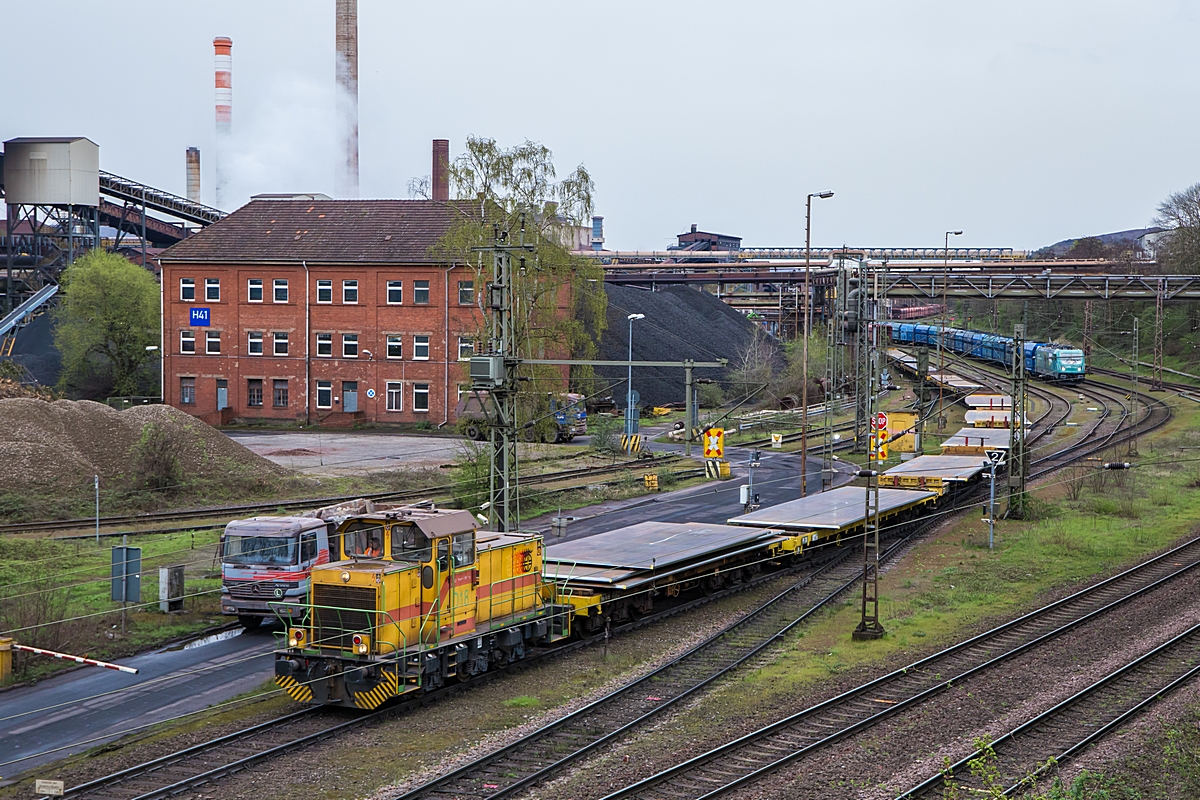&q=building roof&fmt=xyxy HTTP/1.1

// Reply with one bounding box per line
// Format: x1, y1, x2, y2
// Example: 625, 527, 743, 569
158, 199, 473, 264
